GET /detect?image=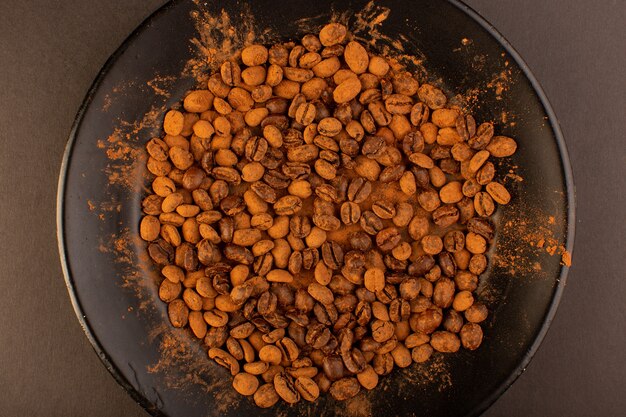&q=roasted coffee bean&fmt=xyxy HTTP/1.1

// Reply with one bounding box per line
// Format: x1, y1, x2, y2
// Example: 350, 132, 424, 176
329, 377, 361, 401
376, 227, 401, 251
350, 231, 372, 251
444, 230, 465, 252
321, 241, 344, 269
371, 201, 396, 219
302, 247, 320, 270
465, 303, 488, 323
347, 177, 372, 203
340, 201, 361, 225
410, 309, 443, 334
360, 211, 383, 235
468, 122, 494, 150
314, 302, 338, 326
274, 373, 300, 404
372, 353, 394, 376
432, 205, 460, 227
306, 323, 332, 349
264, 170, 290, 189
208, 347, 240, 375
438, 252, 457, 277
